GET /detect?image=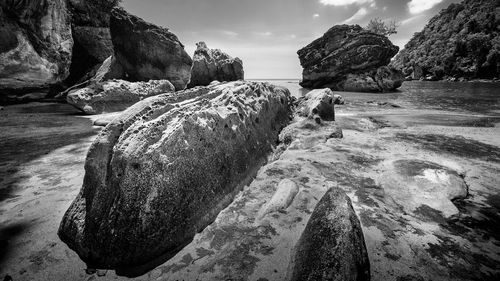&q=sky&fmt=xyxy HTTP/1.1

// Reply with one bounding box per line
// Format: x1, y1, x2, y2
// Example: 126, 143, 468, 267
122, 0, 462, 79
